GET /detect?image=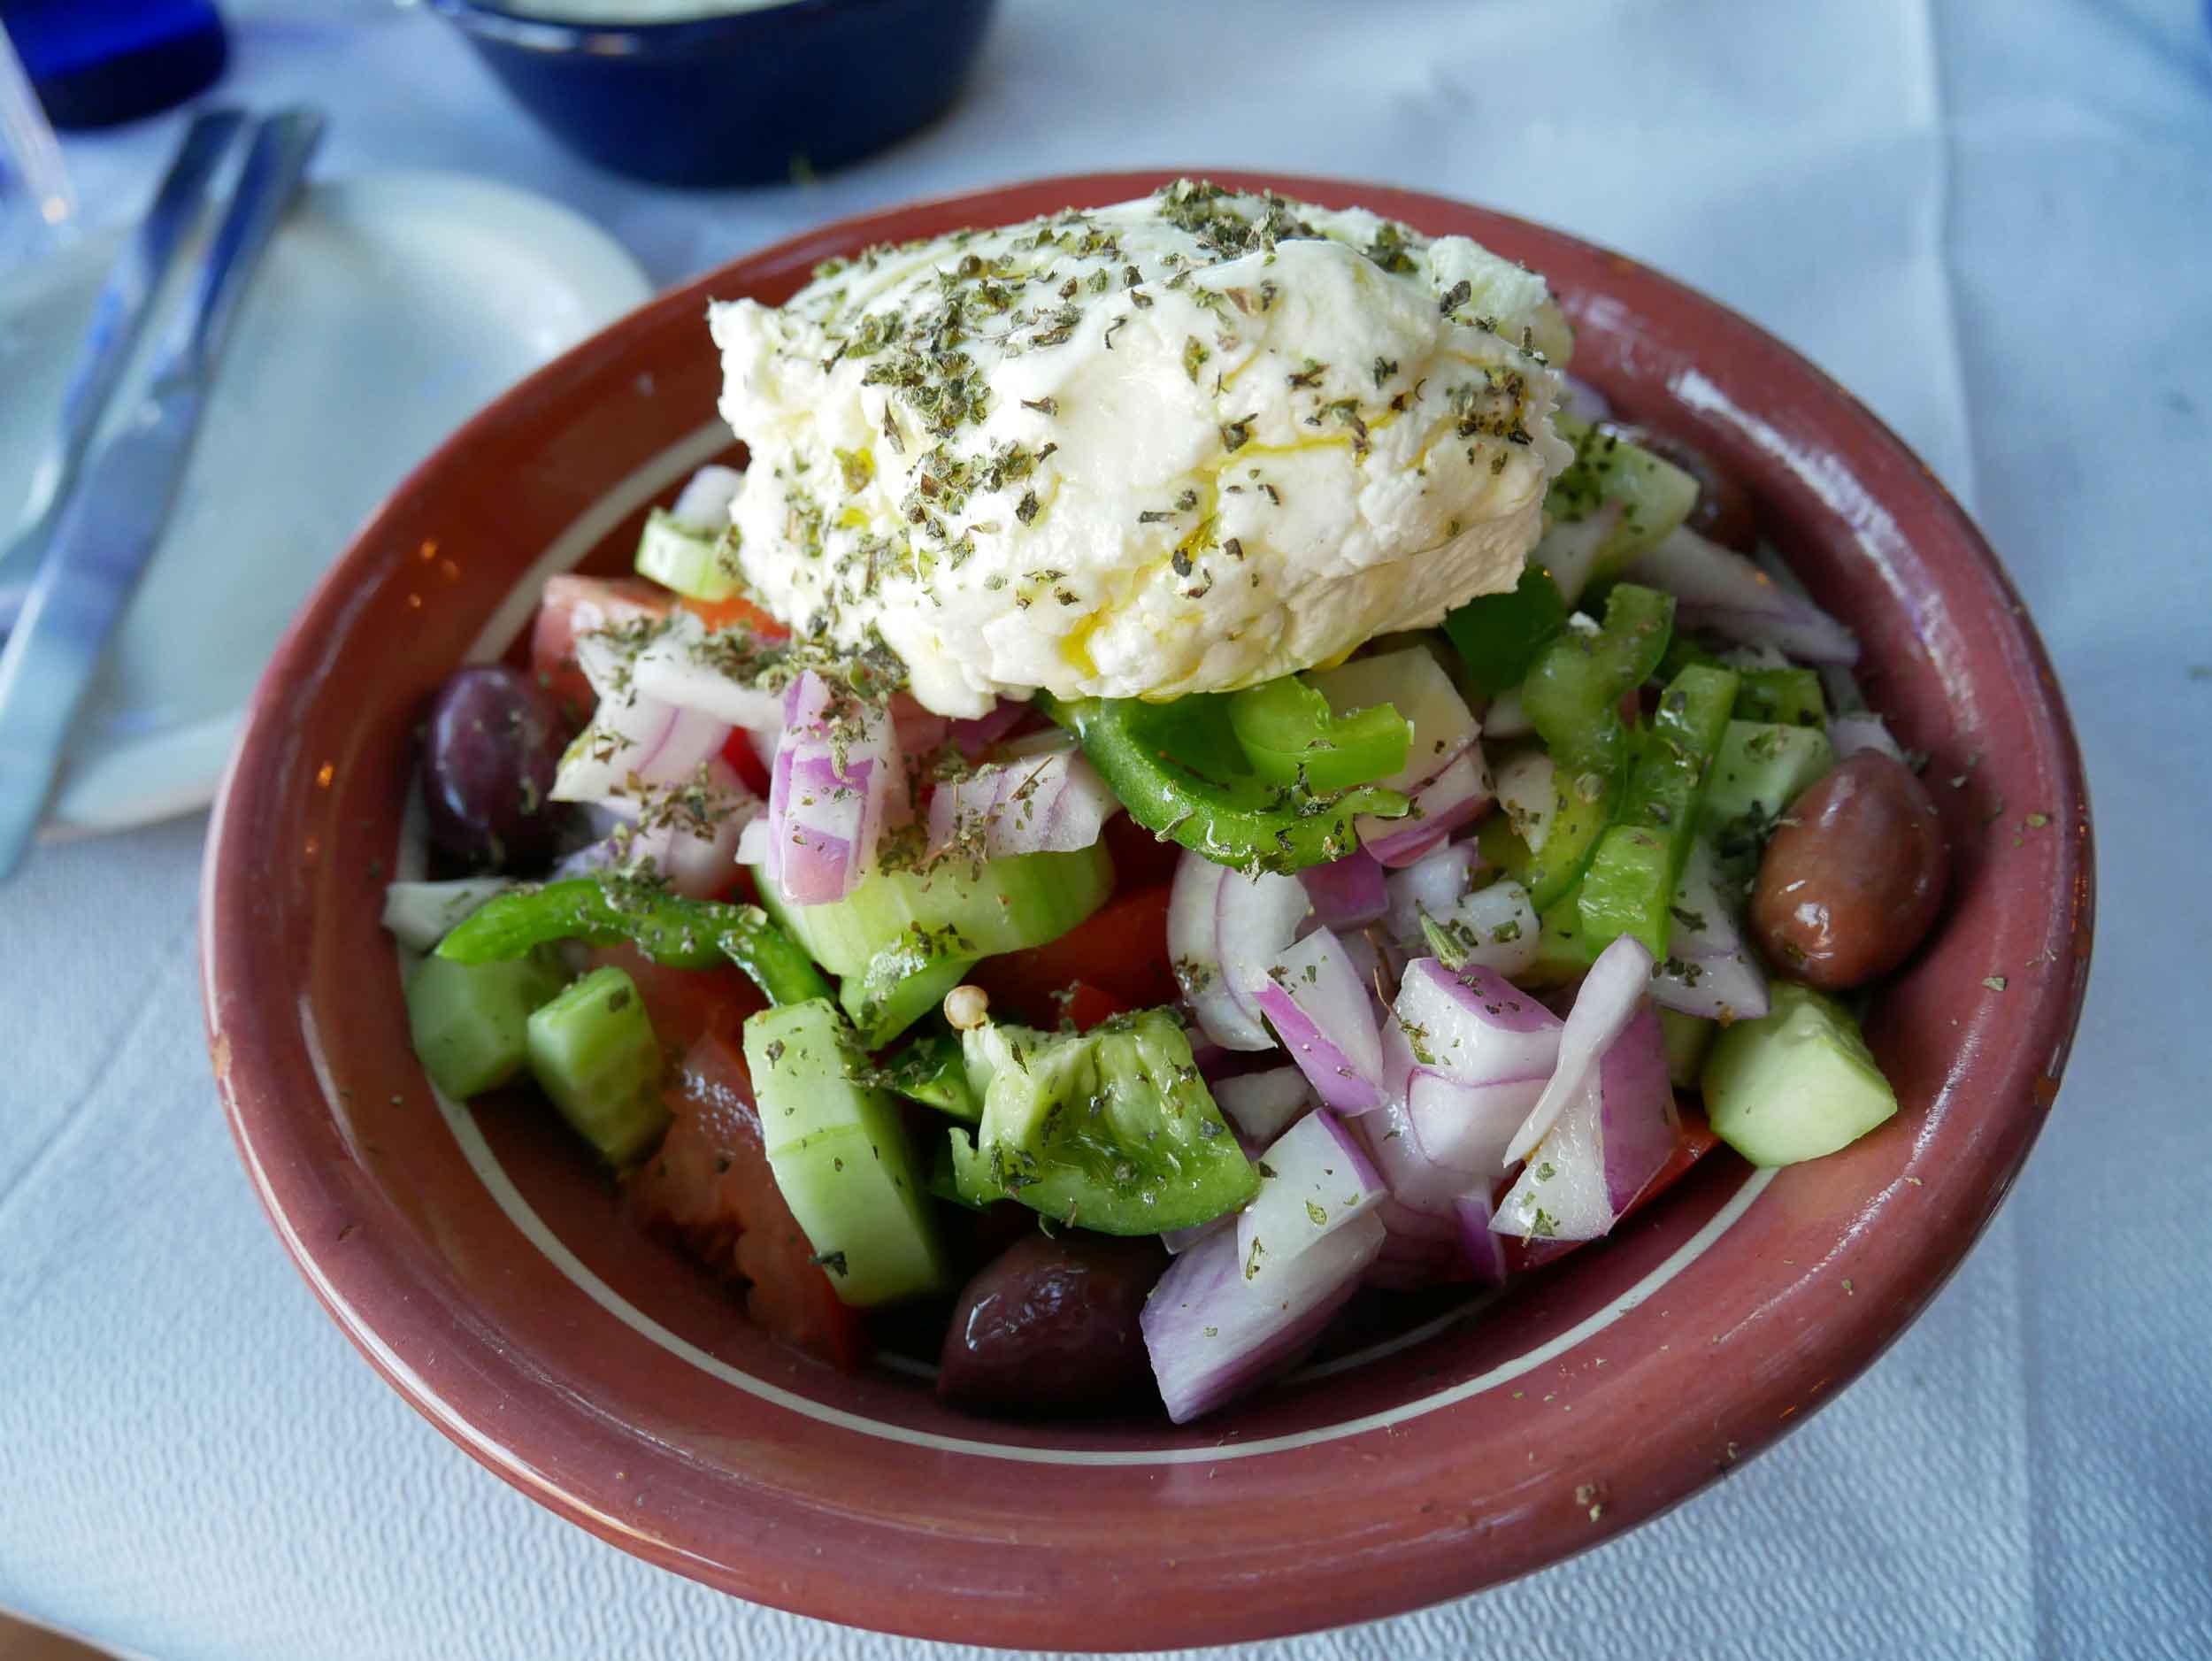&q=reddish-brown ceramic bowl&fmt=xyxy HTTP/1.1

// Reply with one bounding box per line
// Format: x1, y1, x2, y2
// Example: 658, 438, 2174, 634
201, 171, 2093, 1649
